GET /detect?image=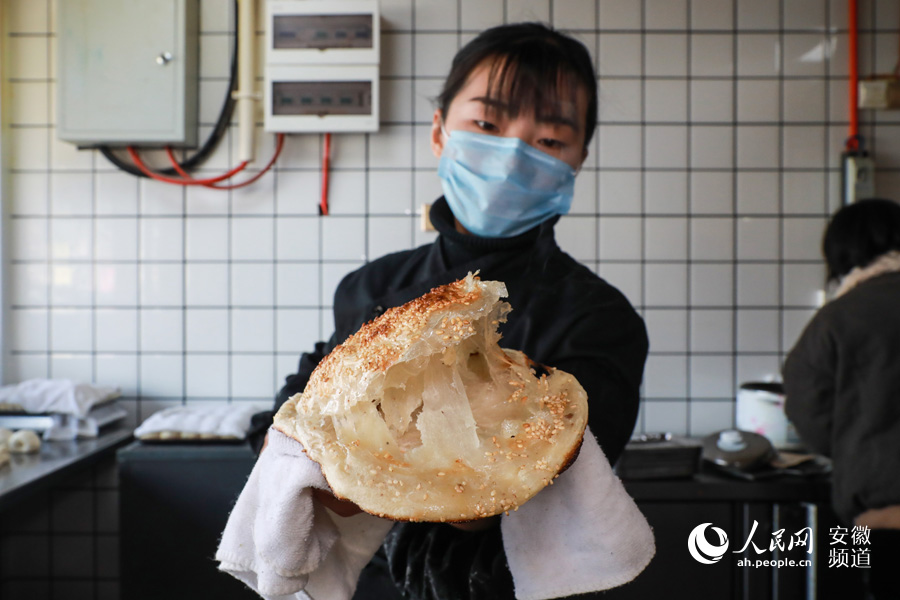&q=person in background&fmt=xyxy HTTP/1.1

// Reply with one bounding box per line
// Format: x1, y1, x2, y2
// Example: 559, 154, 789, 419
255, 22, 649, 600
783, 198, 900, 600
